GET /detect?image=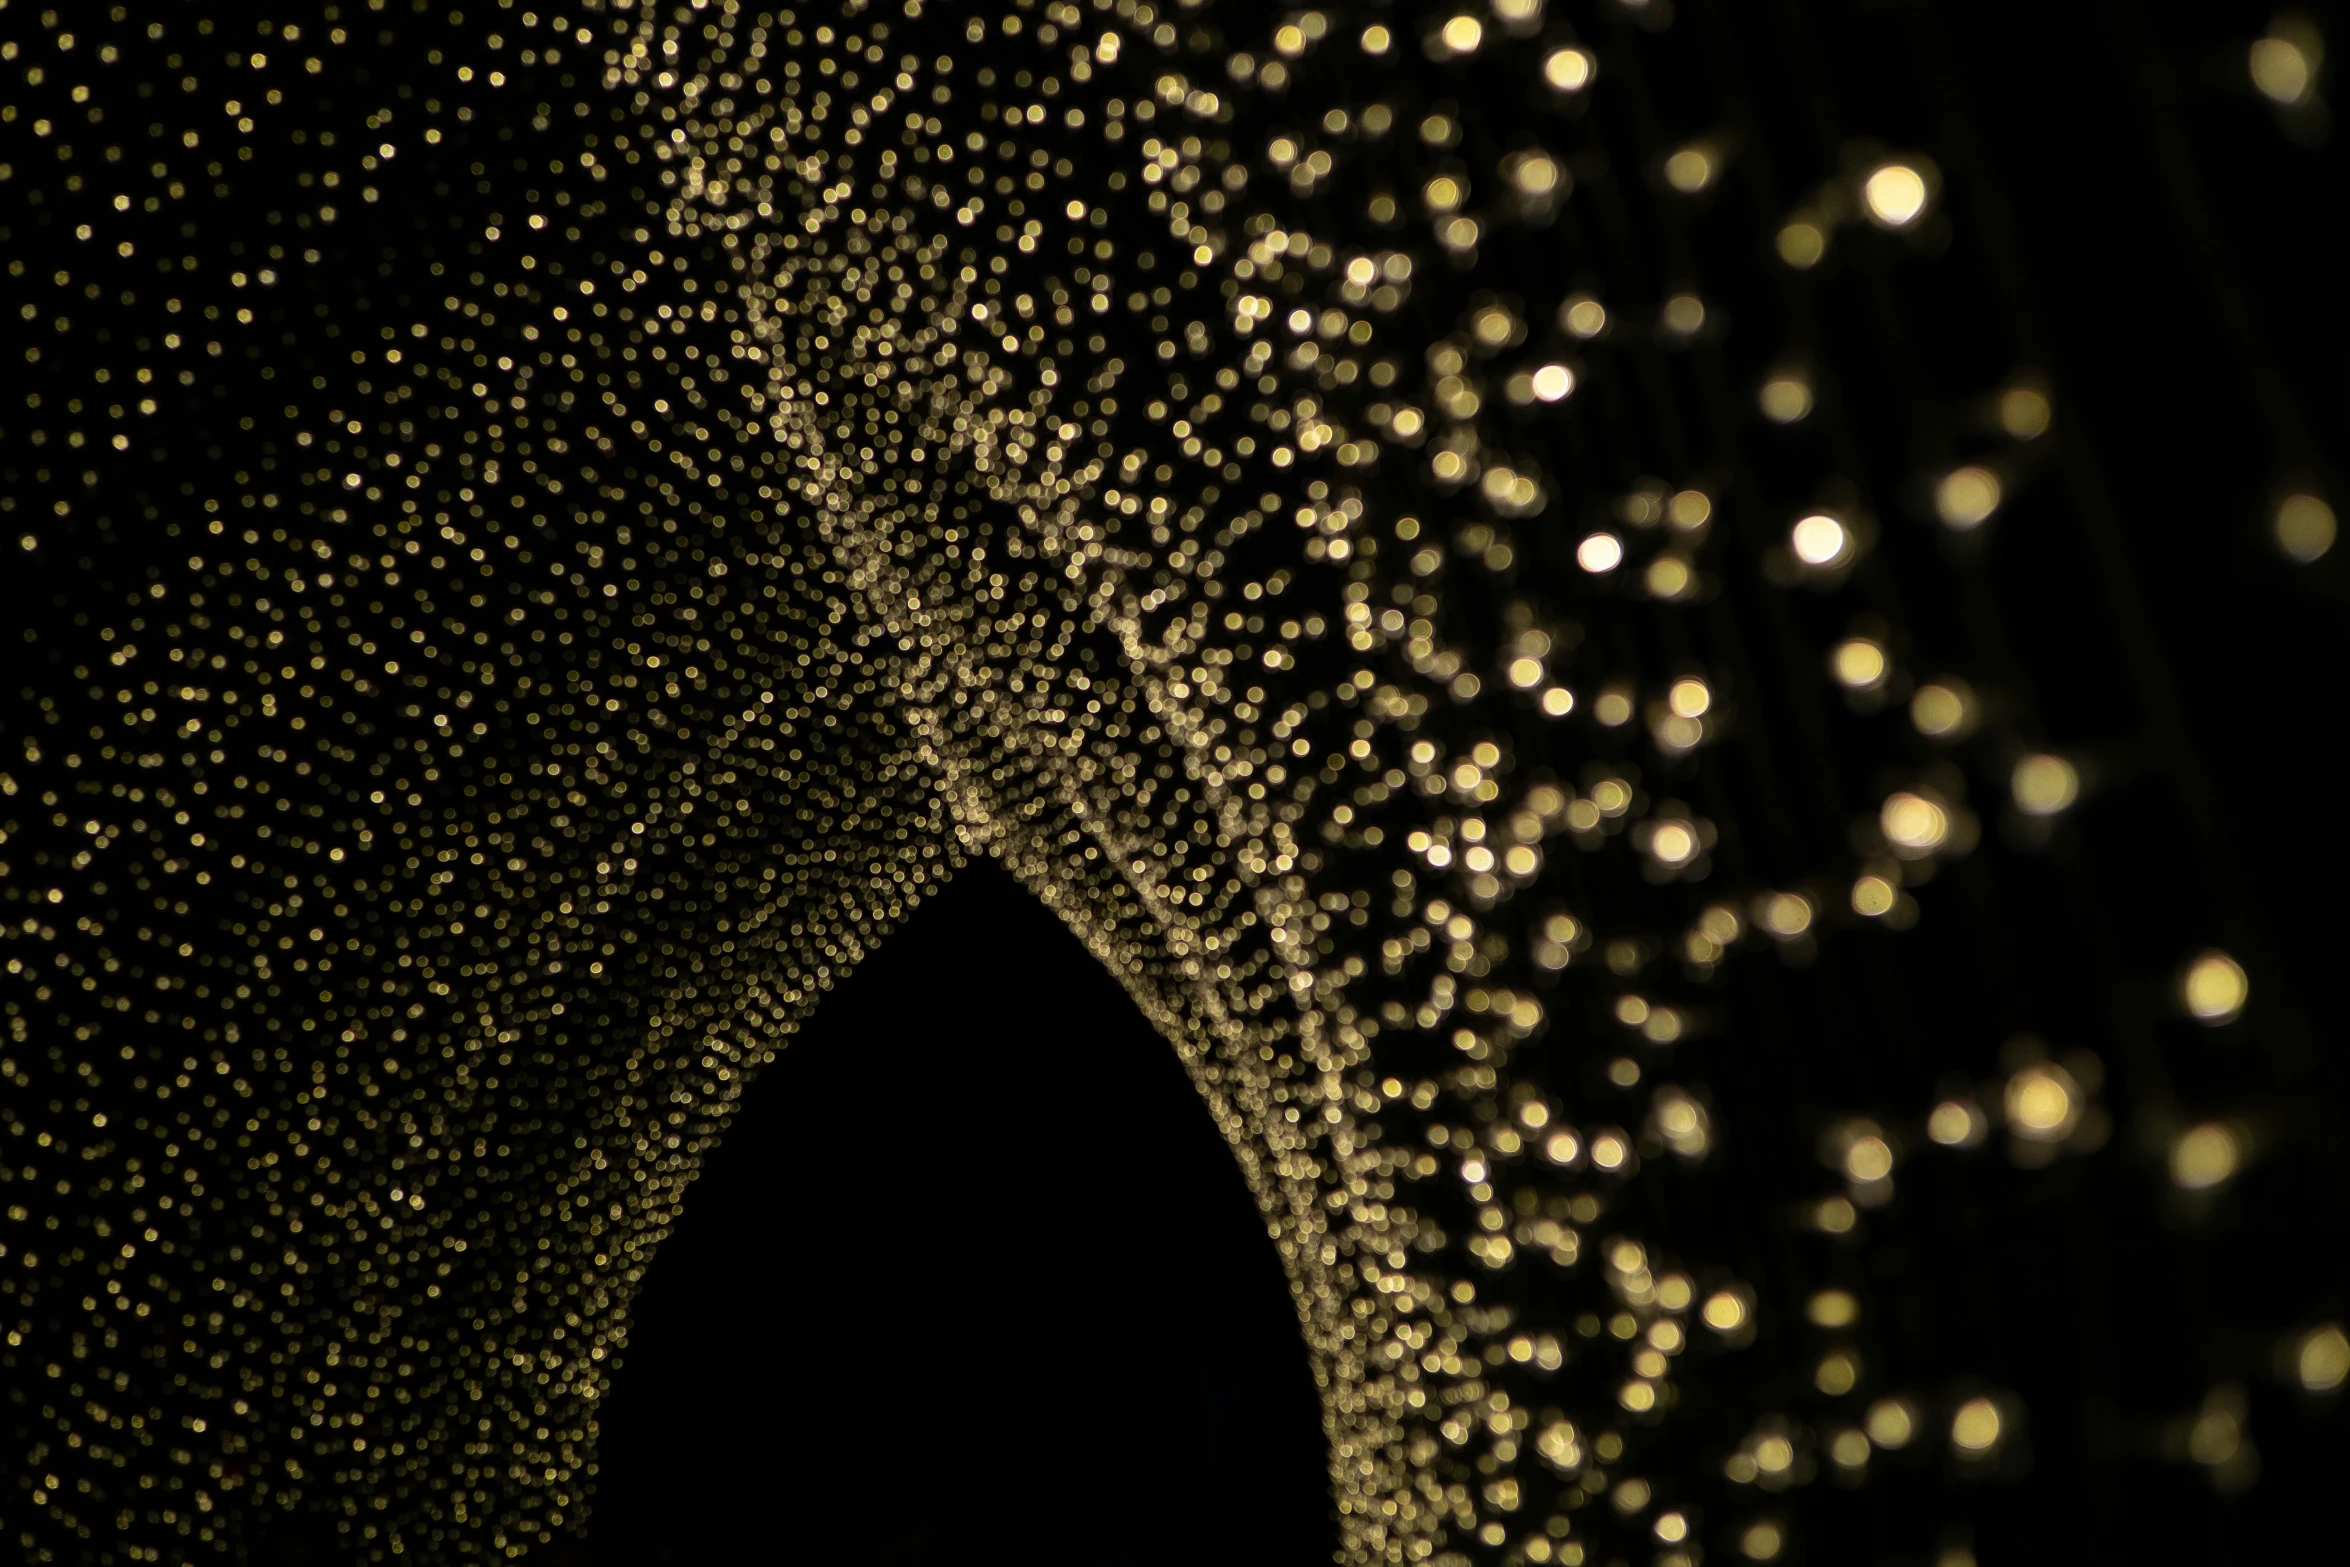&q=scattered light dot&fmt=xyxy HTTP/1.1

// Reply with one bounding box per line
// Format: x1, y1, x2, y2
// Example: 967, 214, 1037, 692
1998, 383, 2053, 439
1950, 1397, 2003, 1454
1862, 161, 1931, 229
1702, 1289, 1750, 1332
1866, 1398, 1917, 1449
1881, 792, 1950, 854
1790, 512, 1853, 568
1832, 638, 1889, 690
1530, 362, 1576, 402
1561, 294, 1609, 337
2251, 29, 2318, 106
2298, 1325, 2350, 1393
2275, 493, 2337, 563
1543, 47, 1596, 92
1910, 680, 1978, 740
2182, 950, 2250, 1024
1578, 532, 1626, 573
1759, 372, 1814, 424
1664, 146, 1716, 193
1777, 219, 1827, 269
2005, 1063, 2082, 1142
1668, 677, 1713, 718
2011, 753, 2079, 816
1936, 465, 2003, 529
1440, 15, 1485, 54
2170, 1122, 2243, 1190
